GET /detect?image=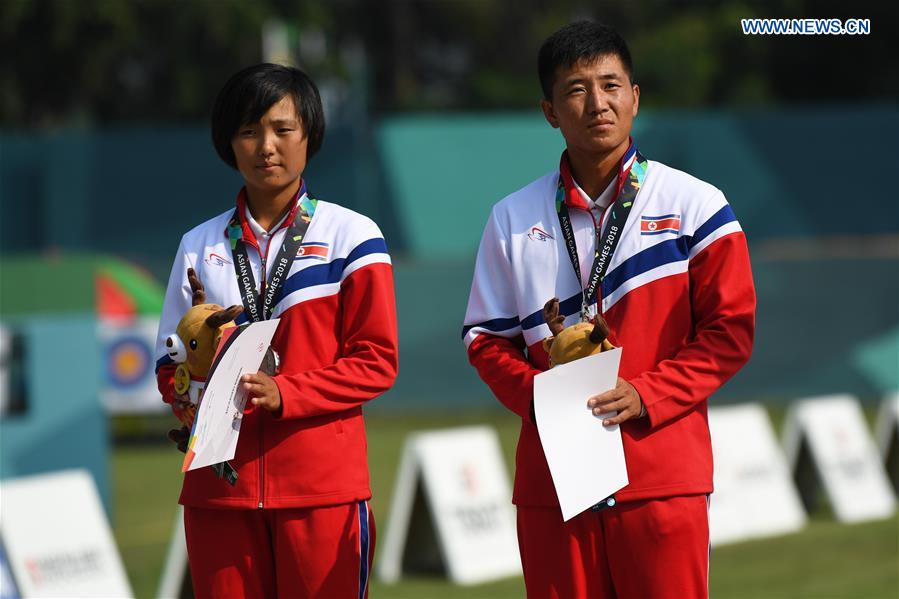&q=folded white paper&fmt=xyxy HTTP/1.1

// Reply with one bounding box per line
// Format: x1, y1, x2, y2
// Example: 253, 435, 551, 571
533, 348, 629, 521
183, 319, 280, 471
